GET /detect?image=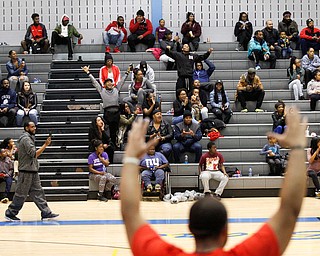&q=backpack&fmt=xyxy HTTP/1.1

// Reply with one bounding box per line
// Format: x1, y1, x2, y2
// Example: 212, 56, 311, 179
200, 117, 226, 135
